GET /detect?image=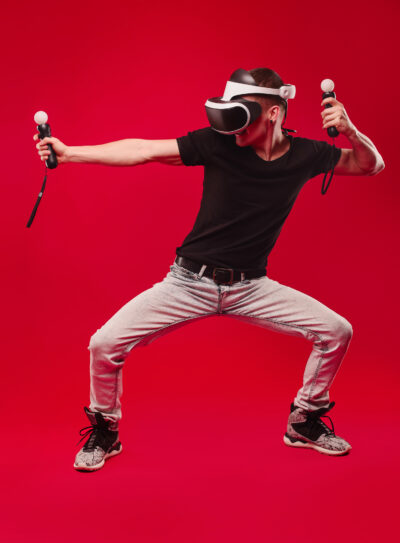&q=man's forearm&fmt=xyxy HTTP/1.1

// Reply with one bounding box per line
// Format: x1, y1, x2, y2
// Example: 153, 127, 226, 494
346, 128, 385, 174
65, 139, 149, 166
